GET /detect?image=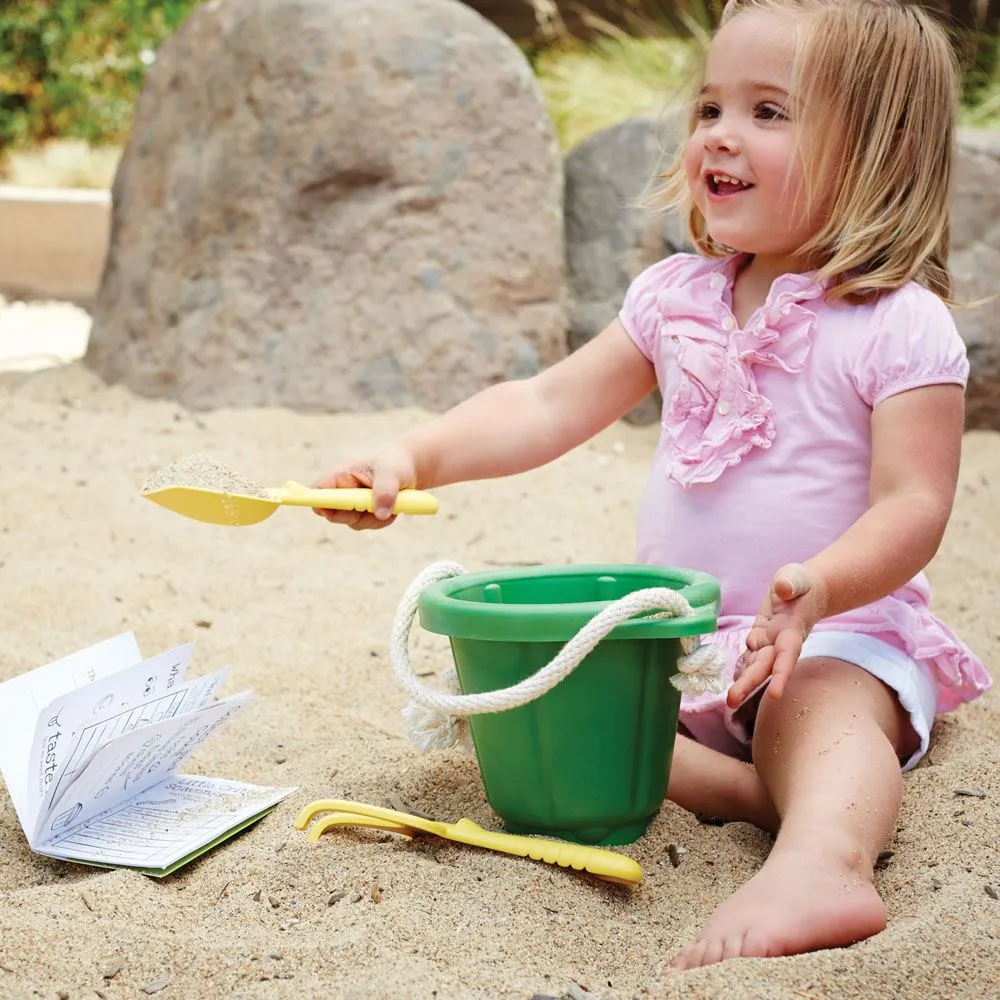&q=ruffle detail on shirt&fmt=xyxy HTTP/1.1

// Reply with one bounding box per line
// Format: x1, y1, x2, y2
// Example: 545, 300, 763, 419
655, 258, 828, 486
